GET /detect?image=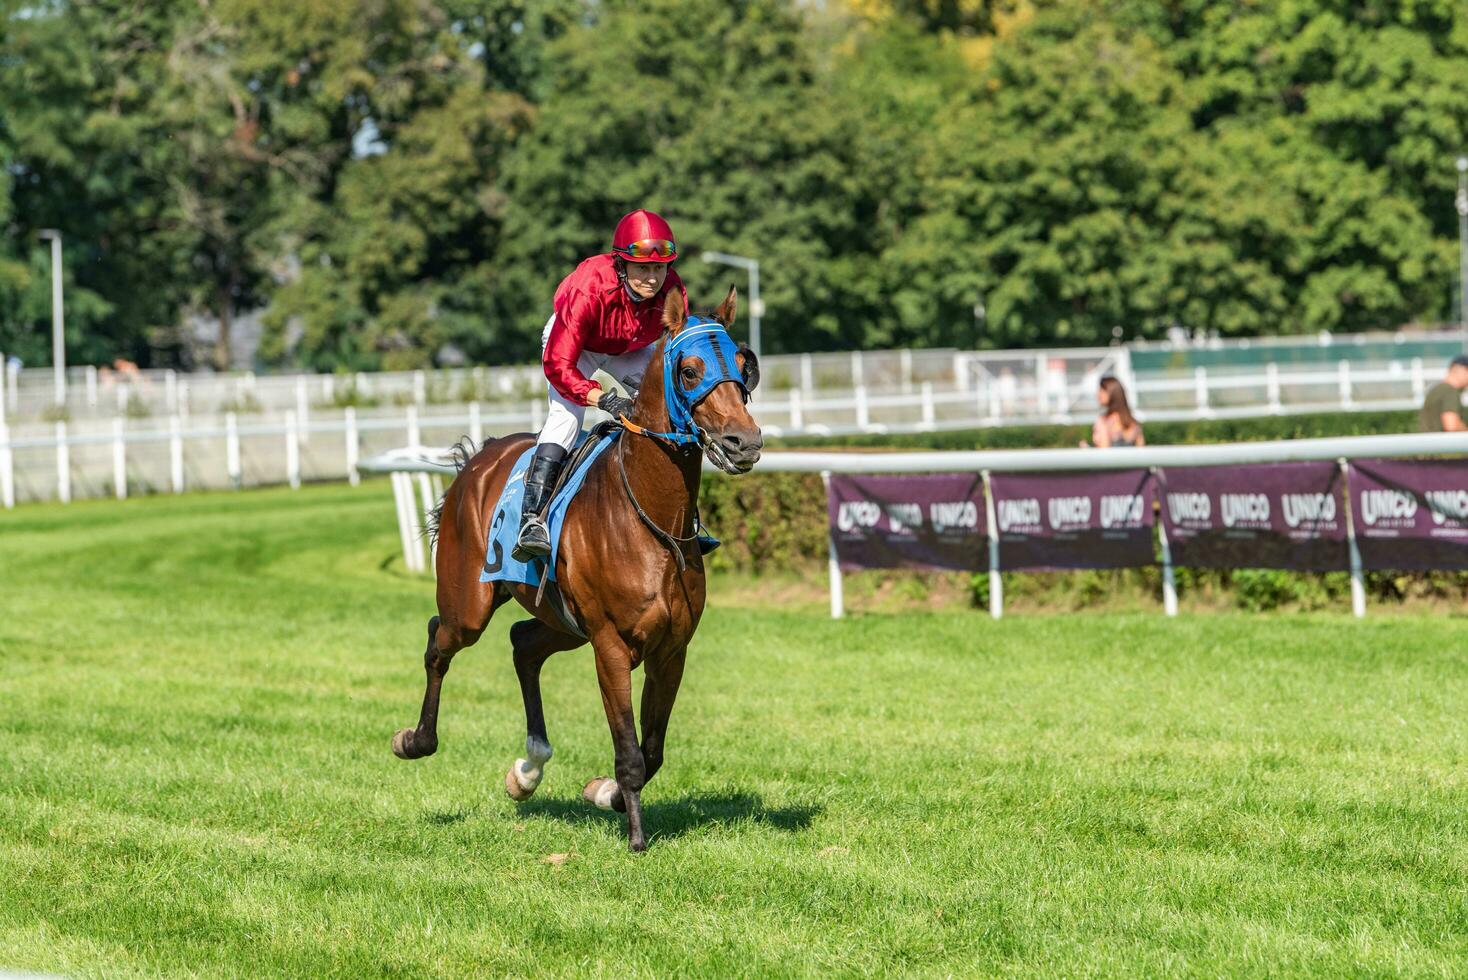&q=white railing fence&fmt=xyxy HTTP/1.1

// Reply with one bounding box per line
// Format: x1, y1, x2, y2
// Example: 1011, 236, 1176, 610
1, 361, 1457, 509
5, 329, 1464, 428
359, 432, 1468, 620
